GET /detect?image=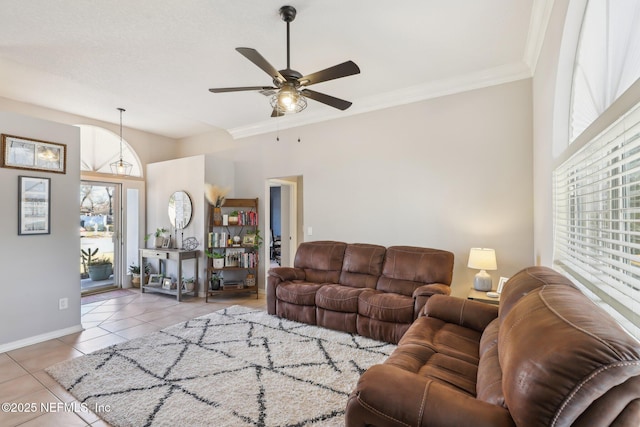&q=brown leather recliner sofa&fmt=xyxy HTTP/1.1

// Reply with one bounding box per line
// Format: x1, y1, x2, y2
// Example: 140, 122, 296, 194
345, 266, 640, 426
267, 240, 454, 344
